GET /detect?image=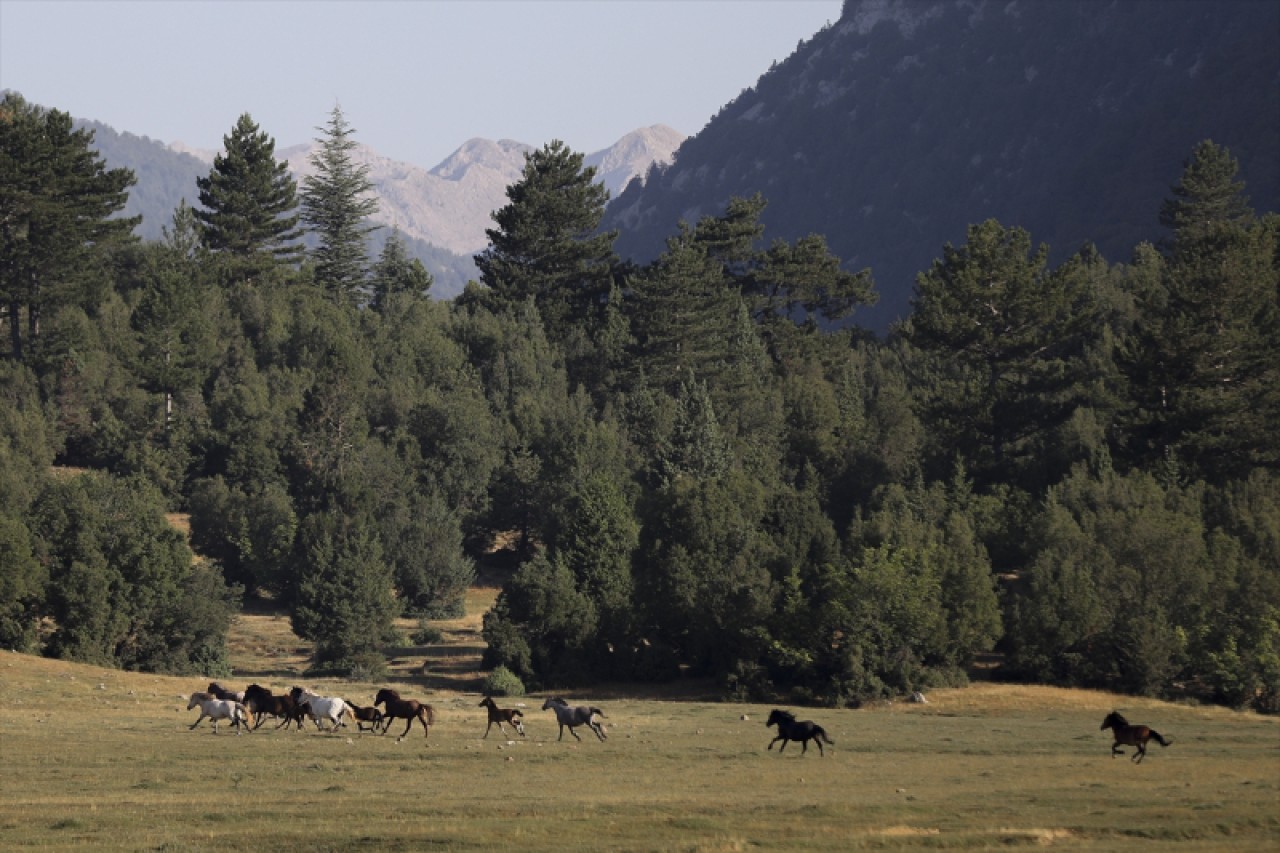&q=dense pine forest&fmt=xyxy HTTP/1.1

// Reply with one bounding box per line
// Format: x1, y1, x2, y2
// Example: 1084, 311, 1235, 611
1, 91, 1277, 711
